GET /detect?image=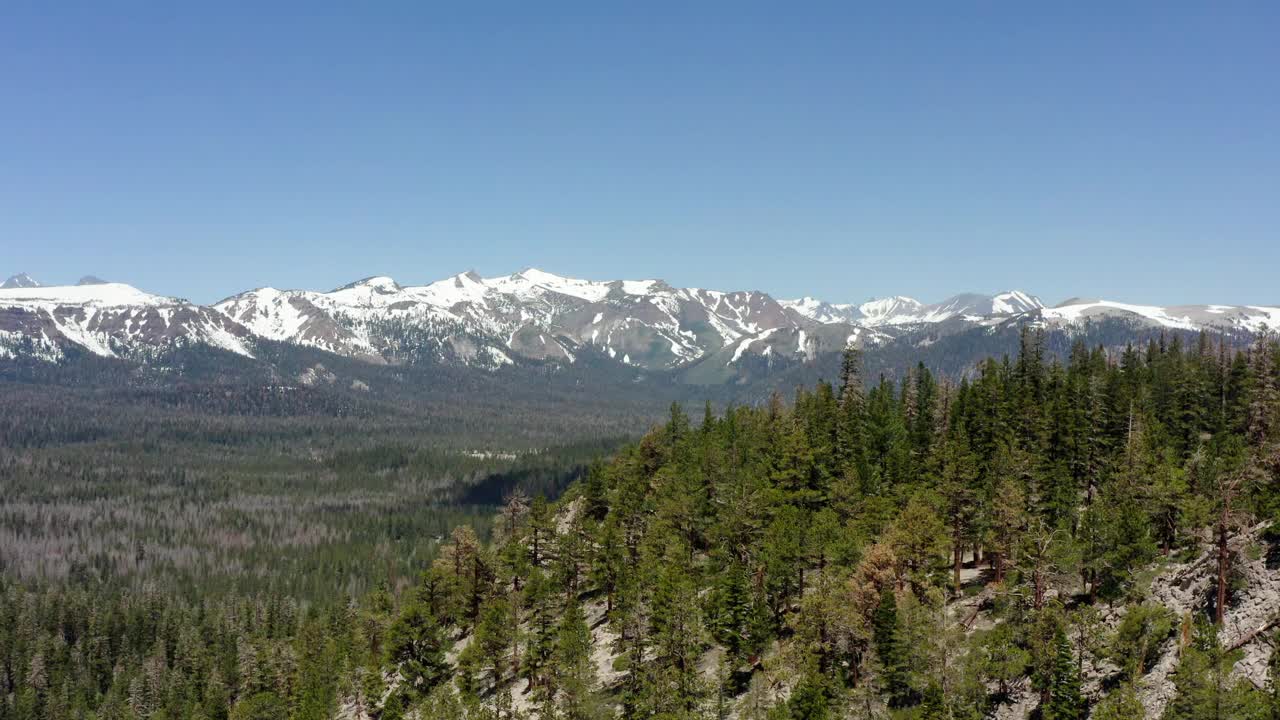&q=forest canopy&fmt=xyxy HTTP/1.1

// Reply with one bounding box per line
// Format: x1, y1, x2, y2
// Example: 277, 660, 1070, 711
2, 329, 1279, 719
